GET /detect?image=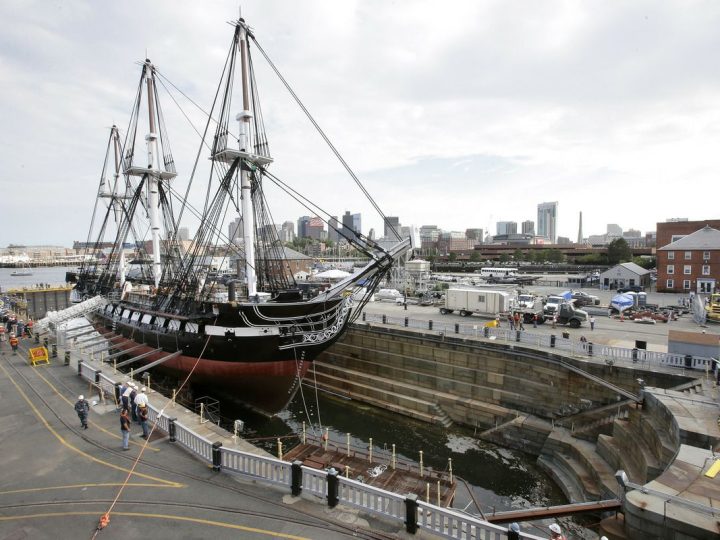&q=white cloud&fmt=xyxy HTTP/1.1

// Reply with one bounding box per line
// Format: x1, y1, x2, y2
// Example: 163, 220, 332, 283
1, 0, 720, 247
